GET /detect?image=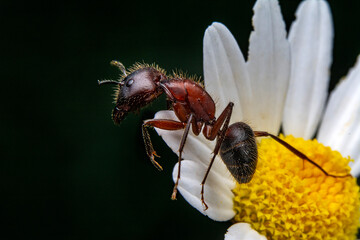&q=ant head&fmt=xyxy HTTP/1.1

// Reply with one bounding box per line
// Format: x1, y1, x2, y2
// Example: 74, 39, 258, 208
99, 62, 167, 124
